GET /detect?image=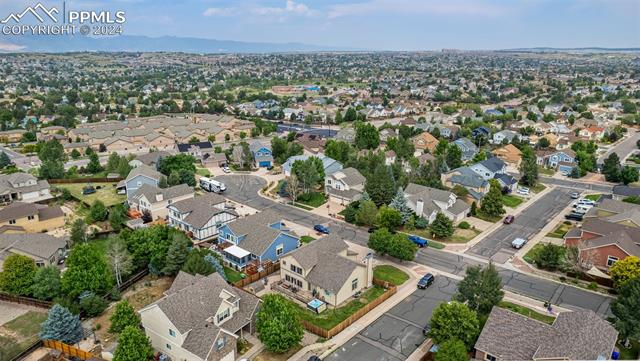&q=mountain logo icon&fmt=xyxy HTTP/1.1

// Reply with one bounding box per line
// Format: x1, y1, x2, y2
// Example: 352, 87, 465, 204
1, 3, 59, 24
